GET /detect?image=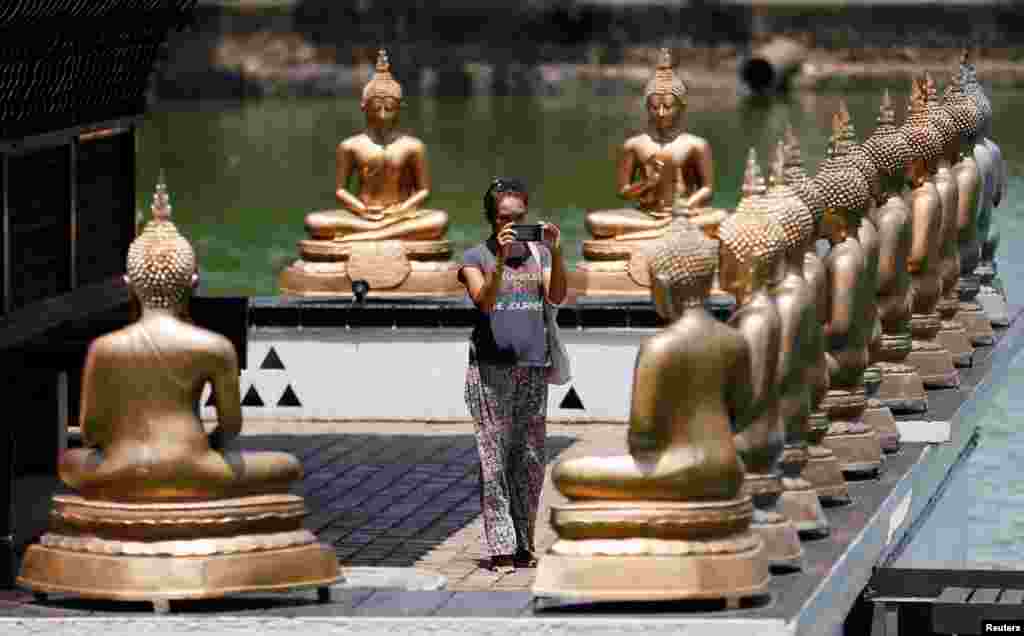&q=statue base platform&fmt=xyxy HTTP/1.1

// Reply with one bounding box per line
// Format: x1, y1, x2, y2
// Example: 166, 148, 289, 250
780, 479, 830, 539
750, 508, 803, 572
821, 388, 882, 477
863, 398, 901, 453
906, 339, 960, 389
804, 443, 851, 505
743, 474, 802, 572
778, 446, 830, 539
280, 240, 463, 297
936, 319, 974, 367
535, 499, 769, 603
17, 494, 341, 602
875, 361, 928, 413
575, 242, 655, 296
978, 285, 1010, 327
959, 302, 996, 346
804, 413, 851, 504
